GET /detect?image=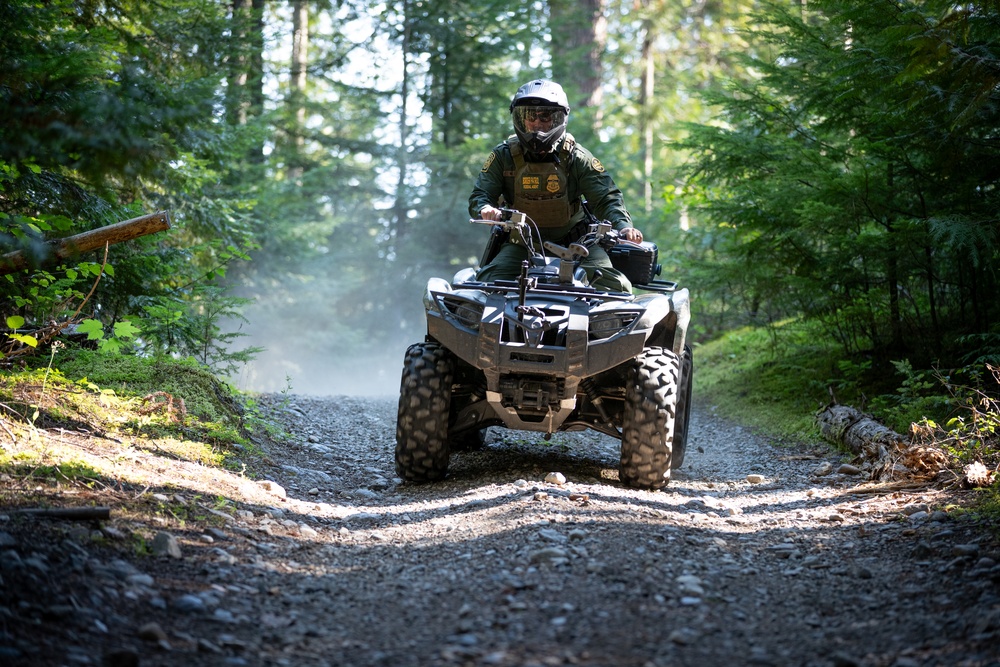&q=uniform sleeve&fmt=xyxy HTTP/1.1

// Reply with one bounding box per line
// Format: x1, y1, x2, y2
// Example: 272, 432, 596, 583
469, 145, 508, 219
571, 145, 632, 231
